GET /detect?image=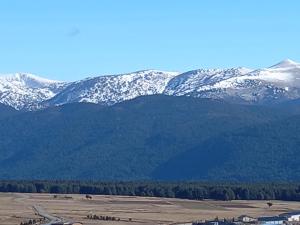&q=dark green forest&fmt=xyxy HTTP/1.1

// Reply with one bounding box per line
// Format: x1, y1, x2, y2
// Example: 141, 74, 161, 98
1, 95, 300, 180
2, 180, 300, 201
